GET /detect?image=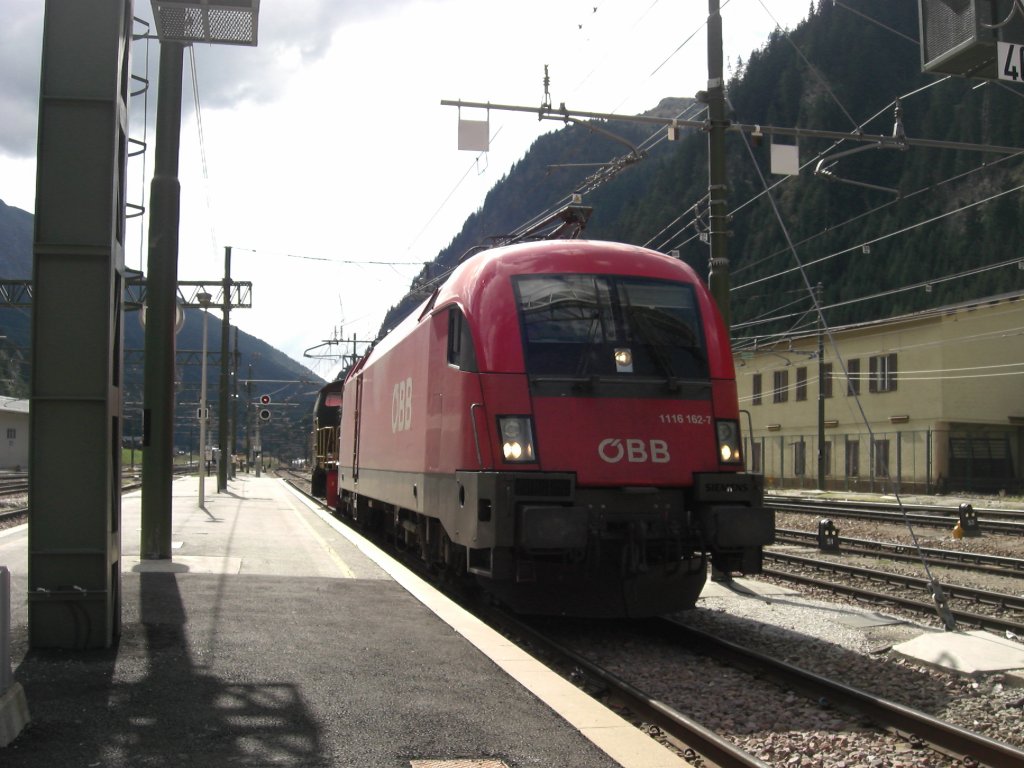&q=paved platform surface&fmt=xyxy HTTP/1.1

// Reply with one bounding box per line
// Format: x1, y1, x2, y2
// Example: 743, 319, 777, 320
0, 474, 686, 768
